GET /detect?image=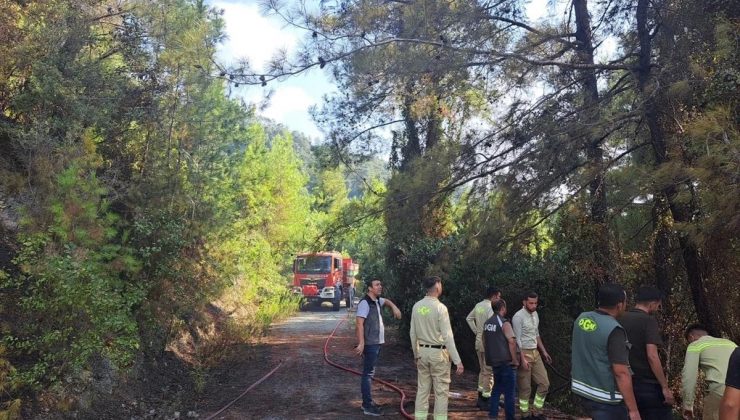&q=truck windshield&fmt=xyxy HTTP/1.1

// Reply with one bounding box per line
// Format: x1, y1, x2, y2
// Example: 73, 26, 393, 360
294, 256, 332, 274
